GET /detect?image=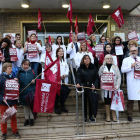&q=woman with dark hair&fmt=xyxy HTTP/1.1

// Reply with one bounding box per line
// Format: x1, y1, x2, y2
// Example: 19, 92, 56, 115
99, 36, 108, 45
16, 59, 37, 126
76, 55, 99, 123
54, 47, 69, 114
0, 38, 11, 74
